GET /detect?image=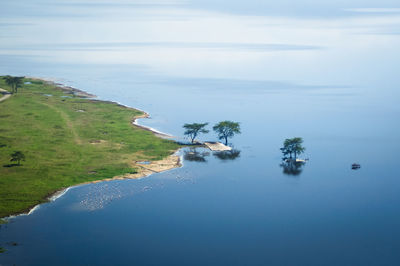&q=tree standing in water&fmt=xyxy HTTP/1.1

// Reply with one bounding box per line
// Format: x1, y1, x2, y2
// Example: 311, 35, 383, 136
213, 121, 241, 145
280, 137, 305, 160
